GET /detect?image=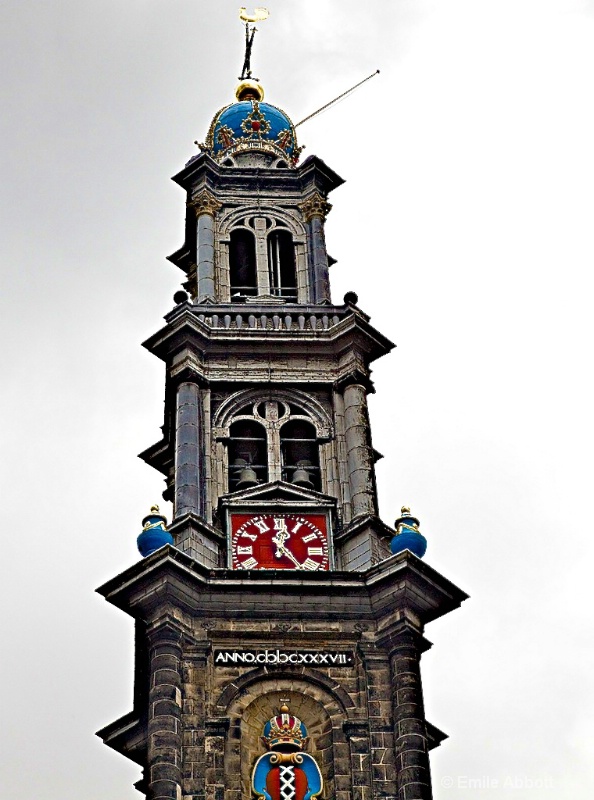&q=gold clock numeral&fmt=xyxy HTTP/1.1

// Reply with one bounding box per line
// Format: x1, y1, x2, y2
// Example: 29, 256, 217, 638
291, 521, 303, 534
241, 532, 258, 541
301, 558, 320, 571
241, 557, 259, 569
237, 545, 253, 554
302, 532, 318, 543
308, 547, 324, 555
